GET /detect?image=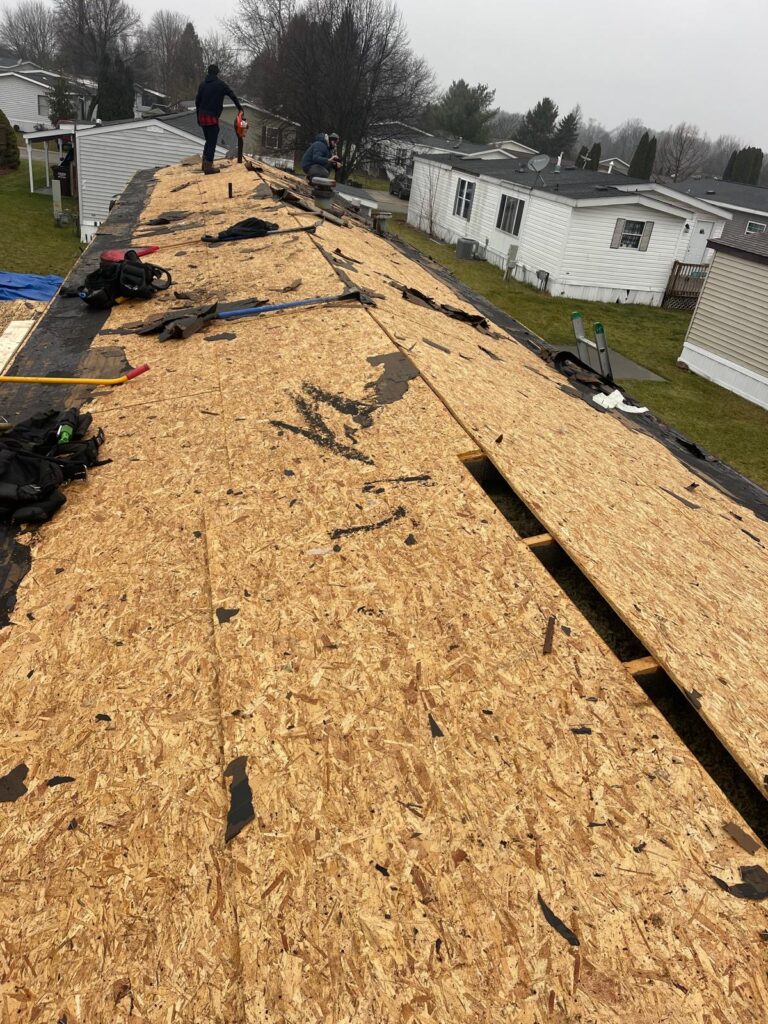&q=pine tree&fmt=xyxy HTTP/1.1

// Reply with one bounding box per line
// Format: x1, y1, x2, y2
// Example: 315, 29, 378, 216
628, 132, 649, 178
48, 74, 75, 126
645, 136, 657, 178
518, 97, 559, 153
587, 142, 601, 171
429, 80, 499, 143
723, 150, 737, 180
0, 106, 20, 171
552, 108, 581, 159
575, 144, 588, 169
97, 54, 135, 121
171, 23, 205, 102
